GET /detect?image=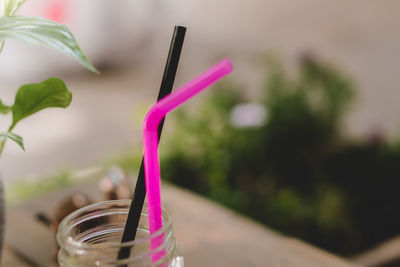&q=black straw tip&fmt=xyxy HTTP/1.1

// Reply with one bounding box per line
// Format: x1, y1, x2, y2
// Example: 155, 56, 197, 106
175, 25, 187, 31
